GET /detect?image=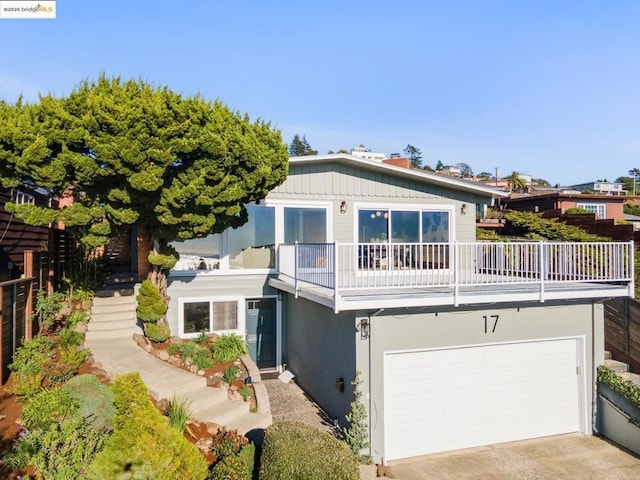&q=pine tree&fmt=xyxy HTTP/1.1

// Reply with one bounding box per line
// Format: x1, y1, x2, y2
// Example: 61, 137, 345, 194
344, 371, 370, 462
403, 144, 423, 168
0, 75, 289, 302
288, 134, 317, 156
